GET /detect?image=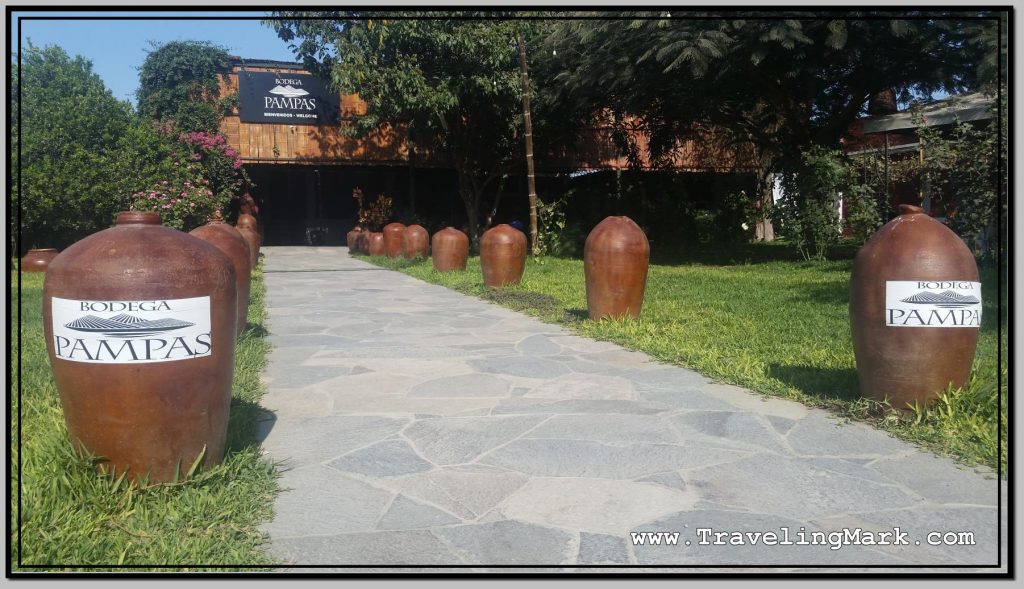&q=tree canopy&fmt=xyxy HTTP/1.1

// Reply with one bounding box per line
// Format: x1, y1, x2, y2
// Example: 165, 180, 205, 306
547, 13, 1000, 166
266, 12, 546, 243
137, 40, 235, 133
14, 43, 135, 250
